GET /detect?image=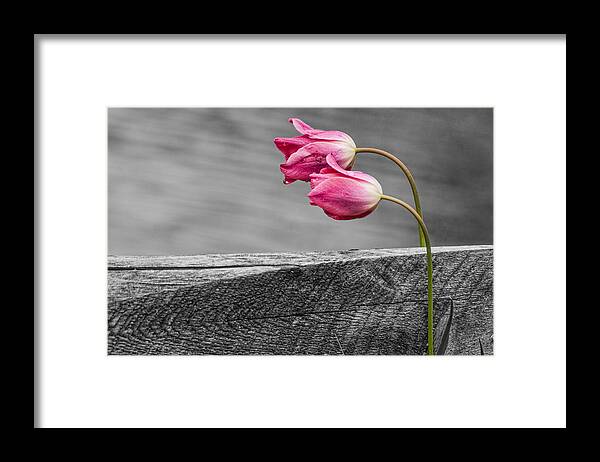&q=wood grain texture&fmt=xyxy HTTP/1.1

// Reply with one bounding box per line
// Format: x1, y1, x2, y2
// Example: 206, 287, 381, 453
108, 245, 493, 355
